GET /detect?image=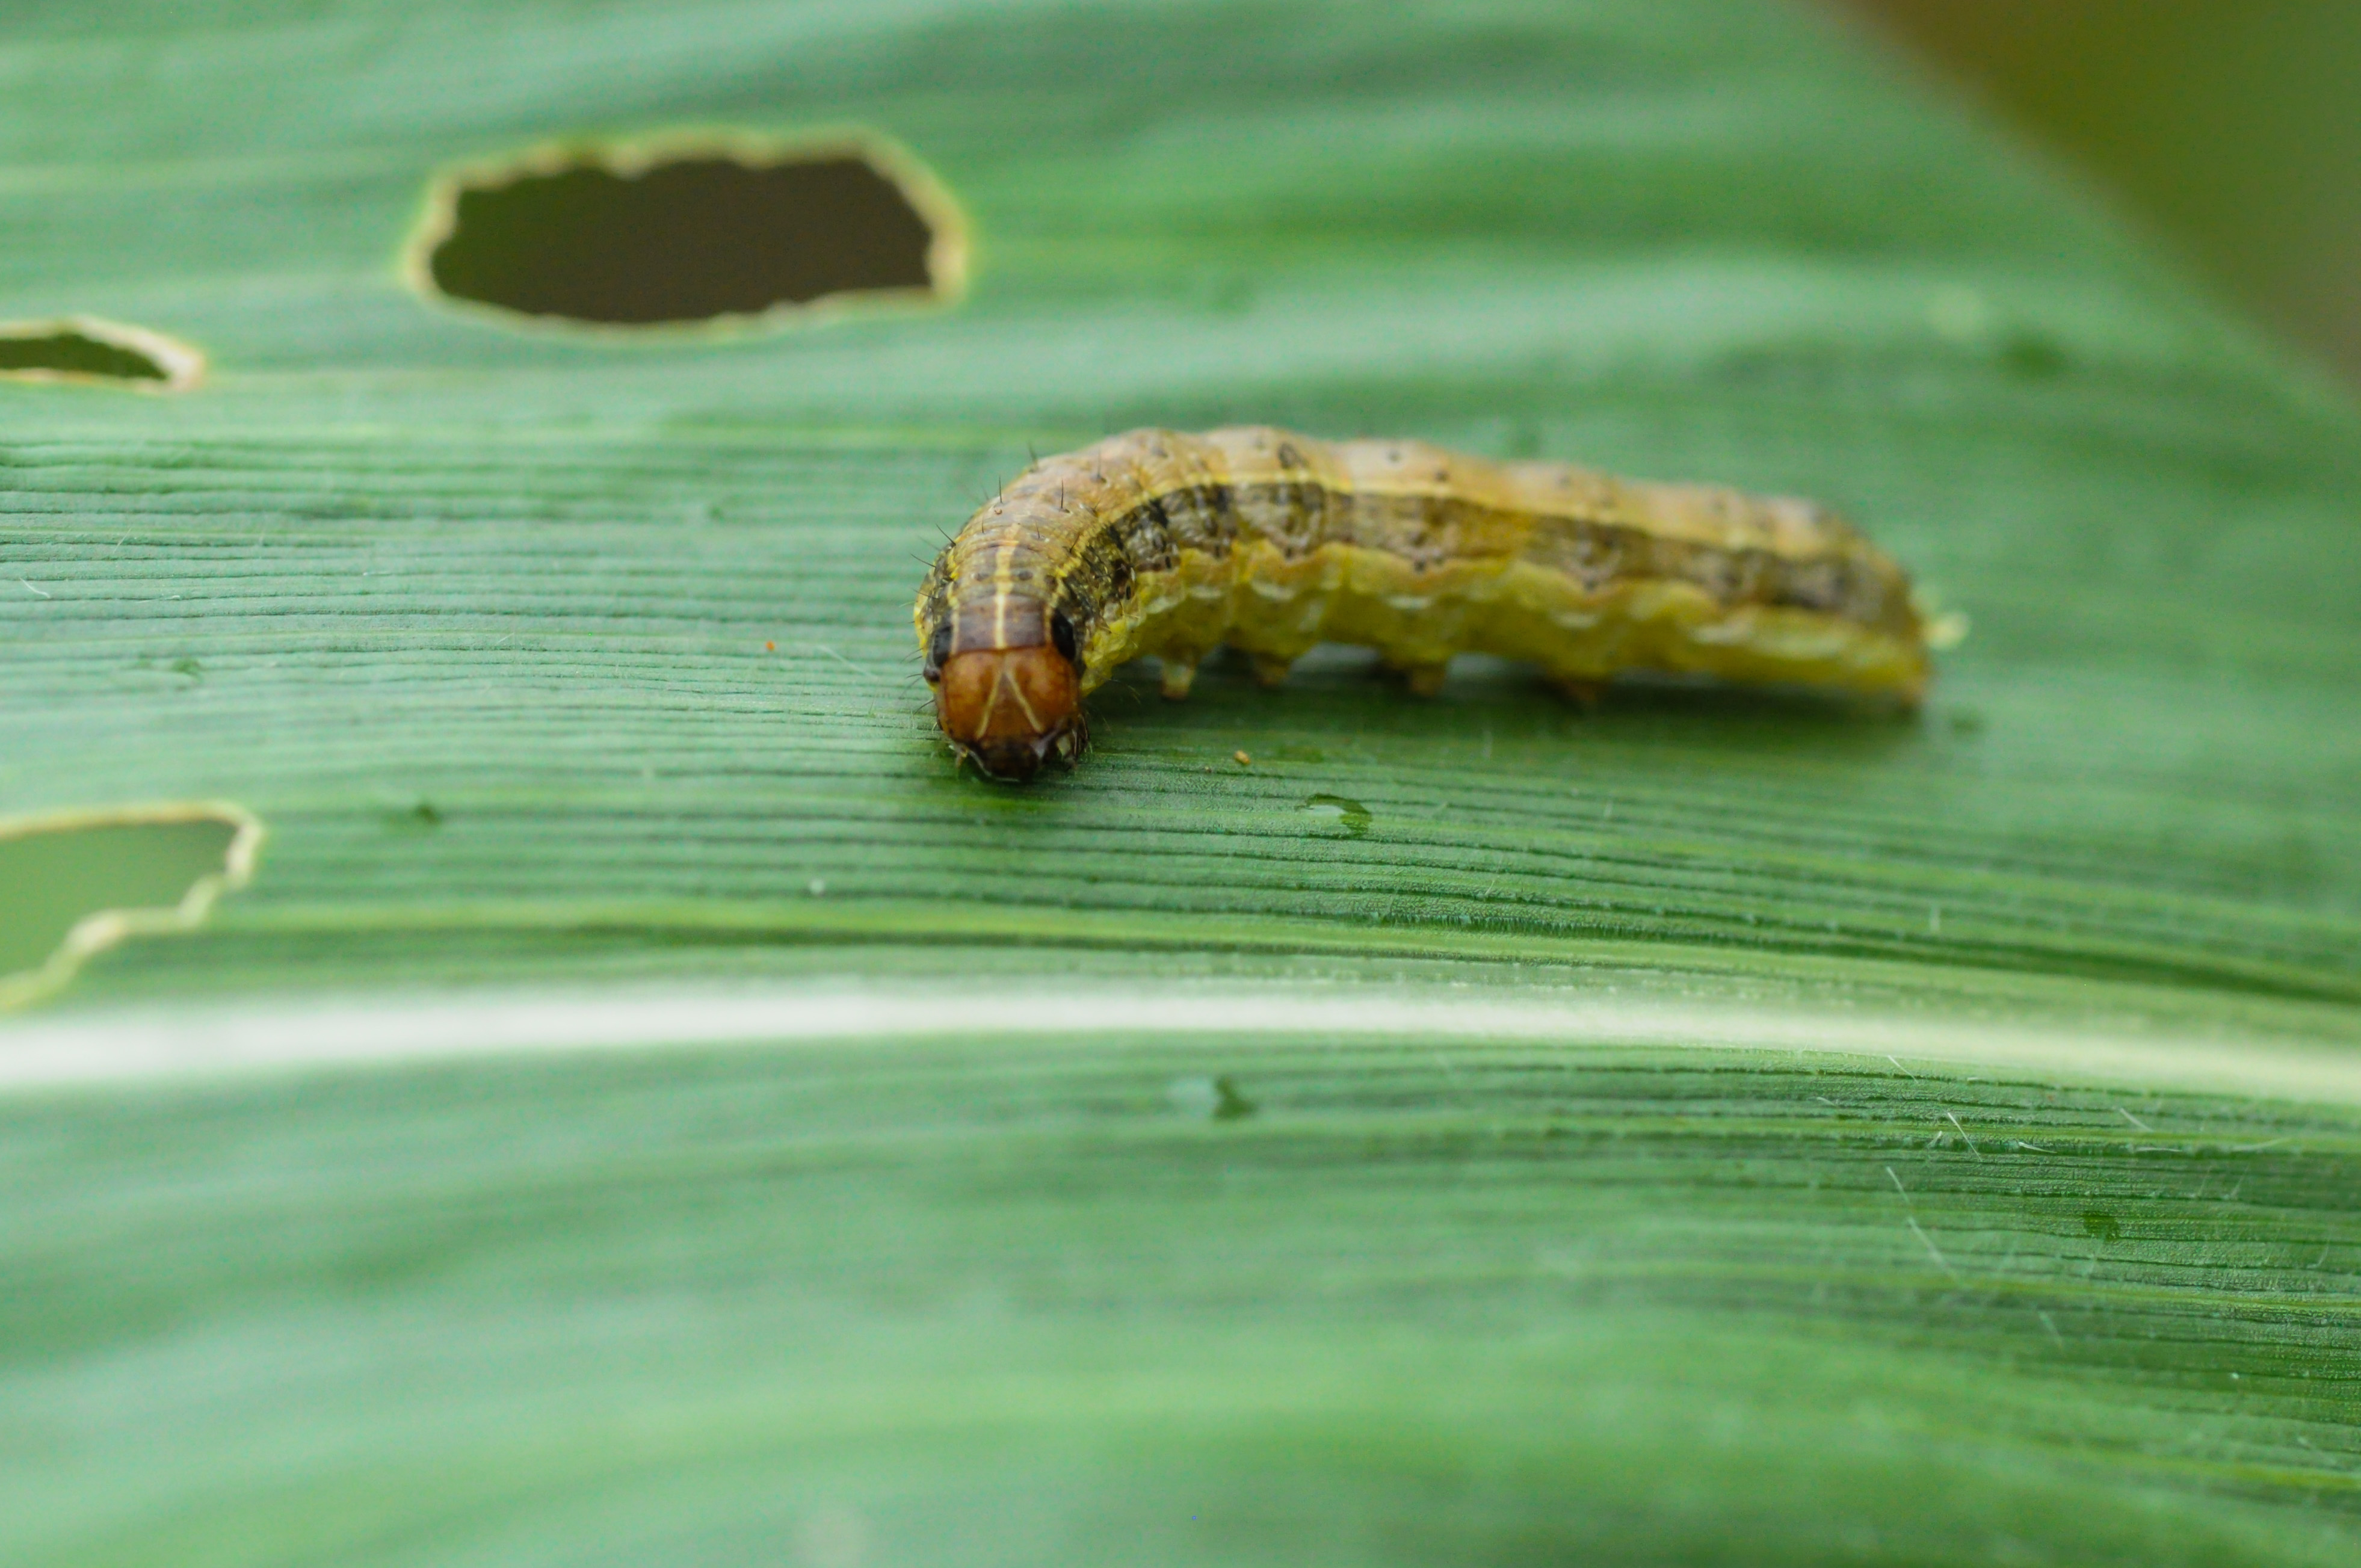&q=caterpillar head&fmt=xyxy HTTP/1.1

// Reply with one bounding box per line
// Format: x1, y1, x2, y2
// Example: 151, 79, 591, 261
922, 605, 1085, 780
